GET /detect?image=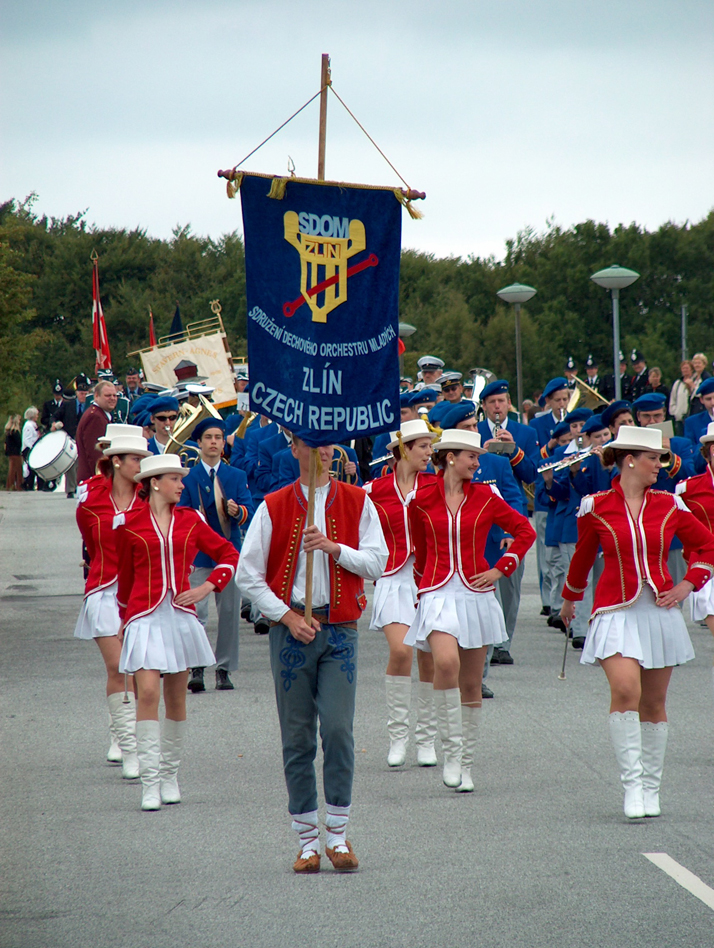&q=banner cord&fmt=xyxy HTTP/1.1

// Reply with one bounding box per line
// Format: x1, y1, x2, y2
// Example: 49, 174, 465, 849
231, 89, 323, 172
